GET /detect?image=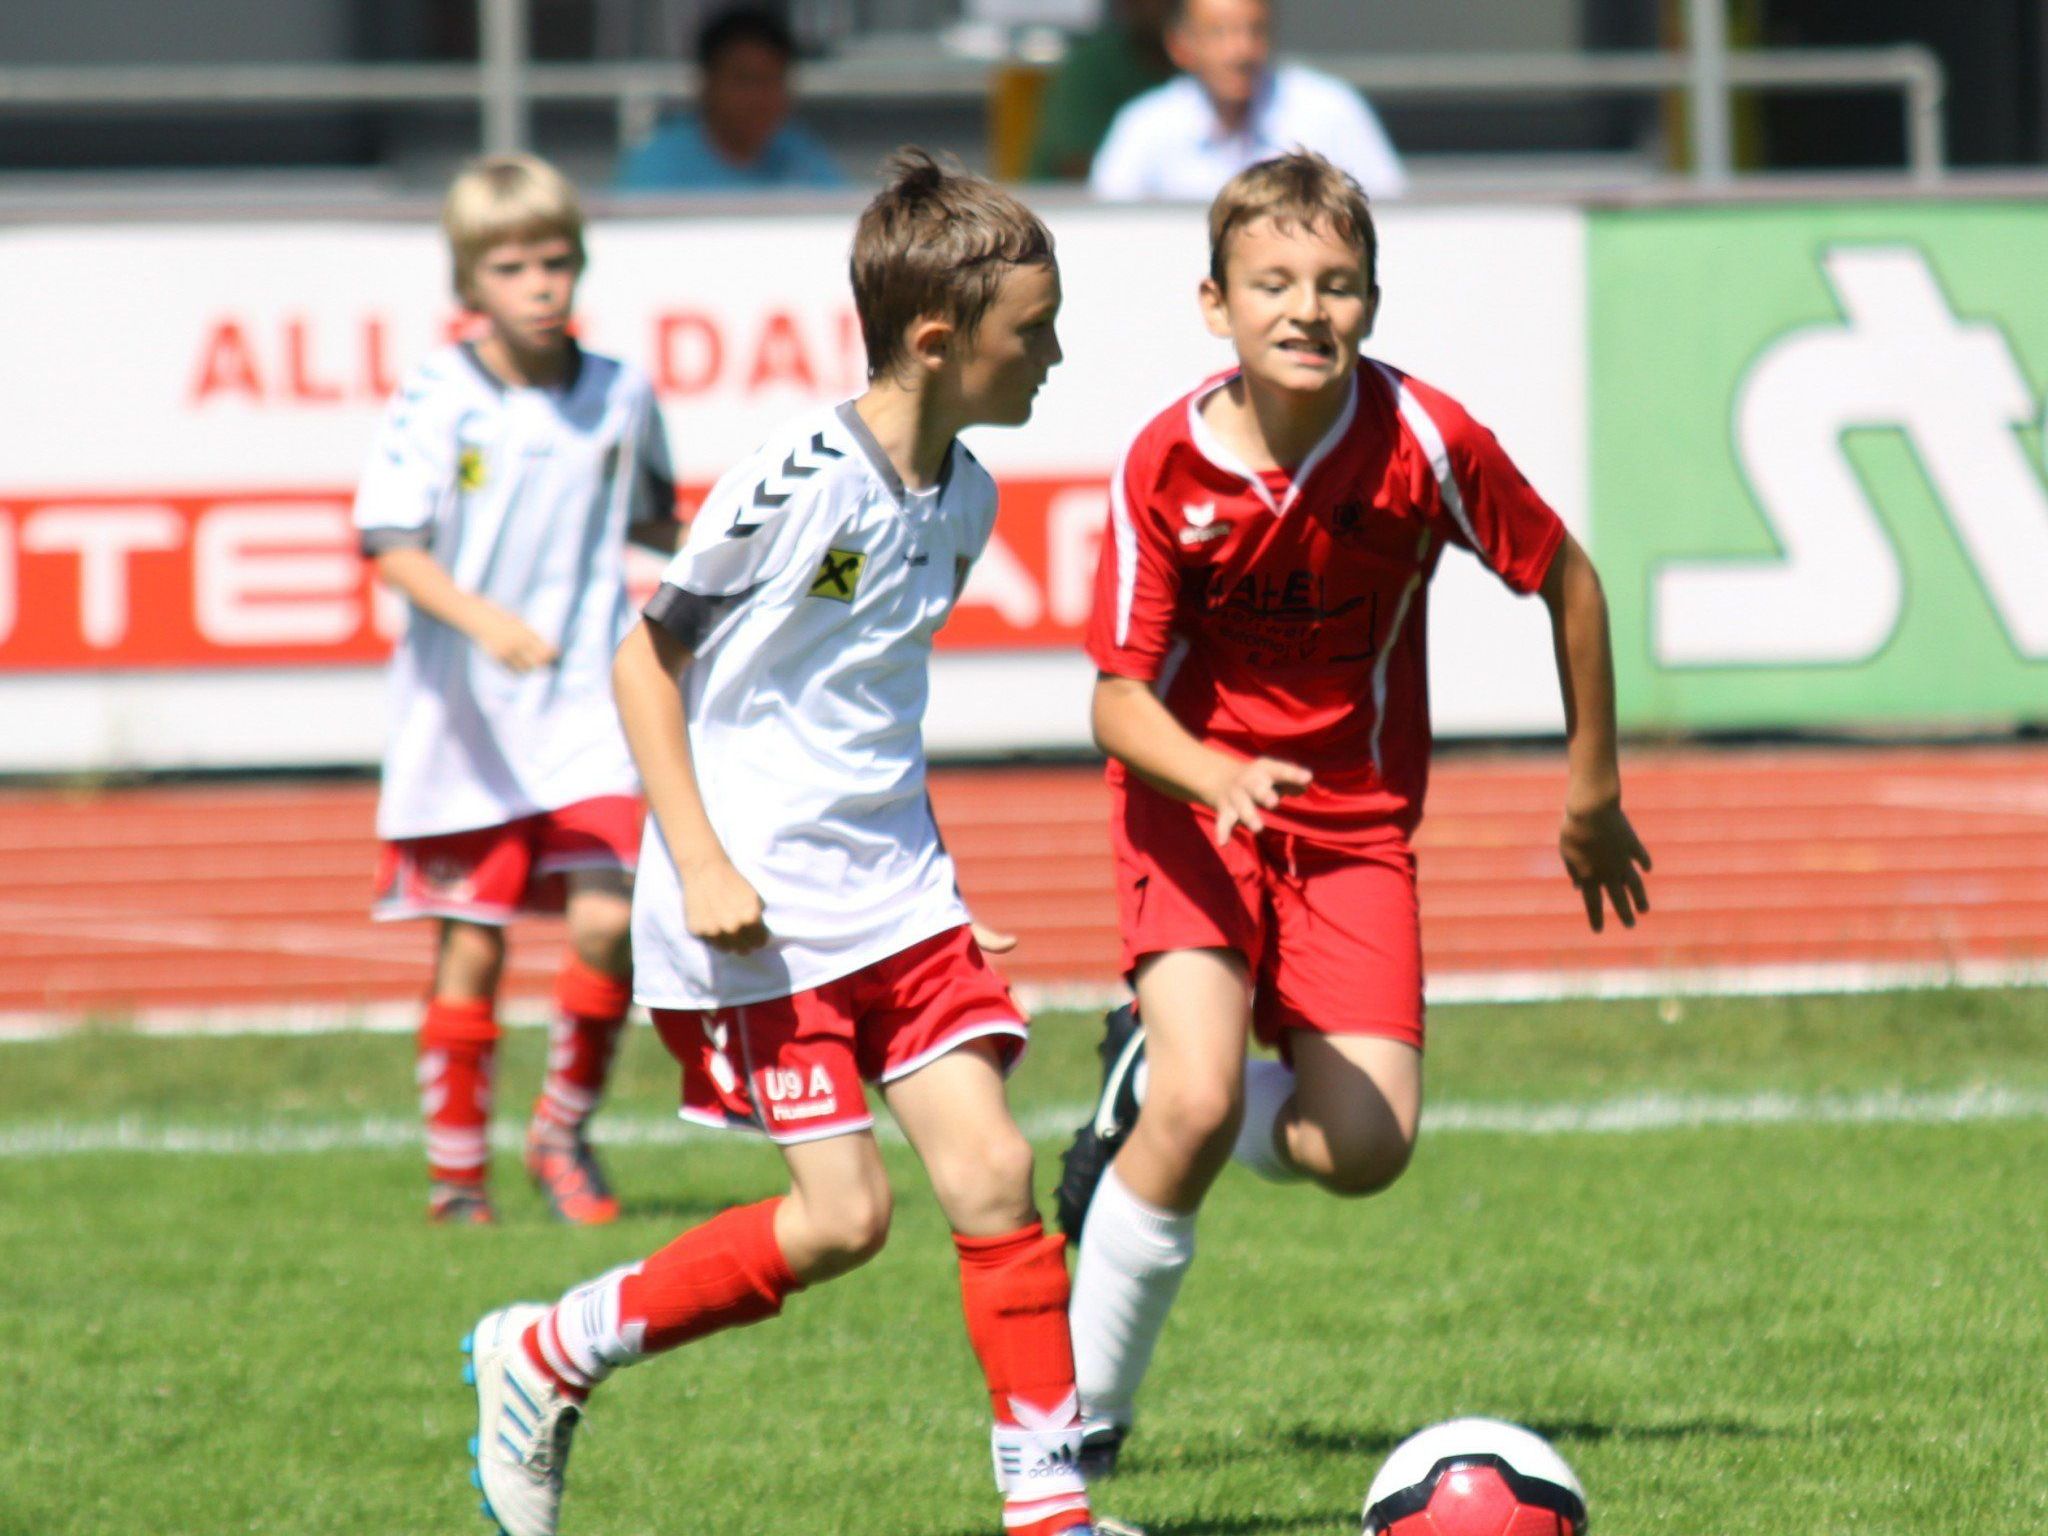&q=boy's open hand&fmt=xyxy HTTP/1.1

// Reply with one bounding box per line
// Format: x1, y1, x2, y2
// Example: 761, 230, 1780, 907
474, 608, 560, 674
1210, 756, 1314, 845
1559, 799, 1652, 933
683, 857, 769, 954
